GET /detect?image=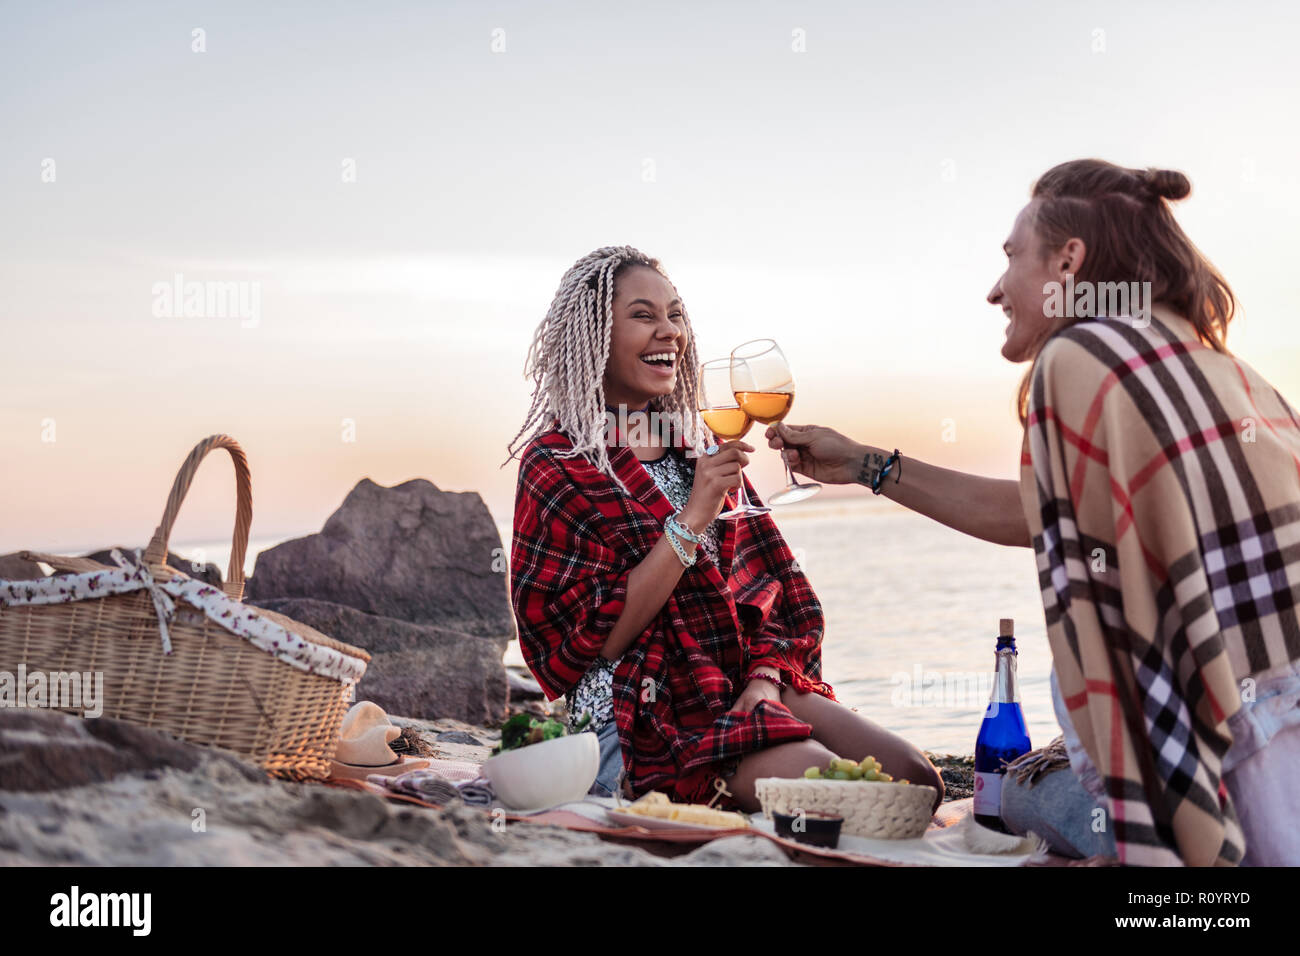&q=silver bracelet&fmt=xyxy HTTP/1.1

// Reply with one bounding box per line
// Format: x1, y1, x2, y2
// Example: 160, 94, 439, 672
667, 510, 702, 543
664, 521, 696, 568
